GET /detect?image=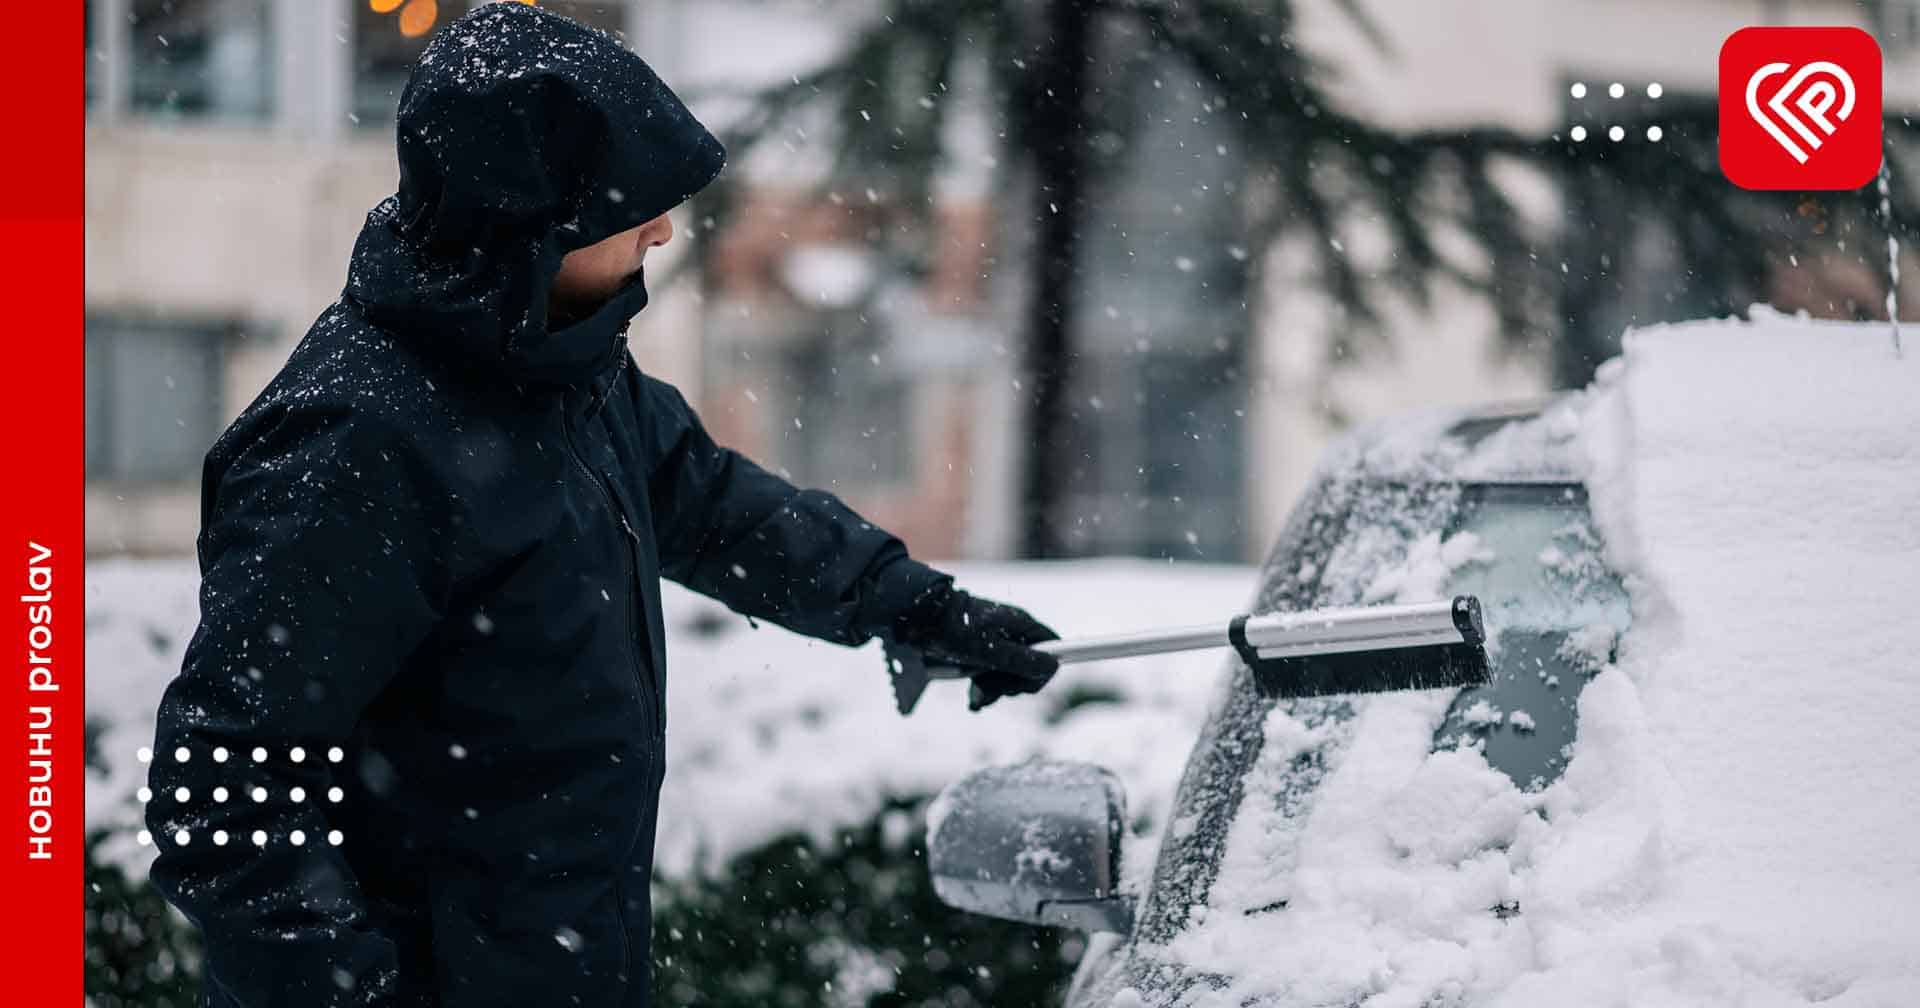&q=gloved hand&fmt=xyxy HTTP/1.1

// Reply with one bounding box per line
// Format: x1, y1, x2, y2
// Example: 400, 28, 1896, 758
892, 580, 1061, 710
